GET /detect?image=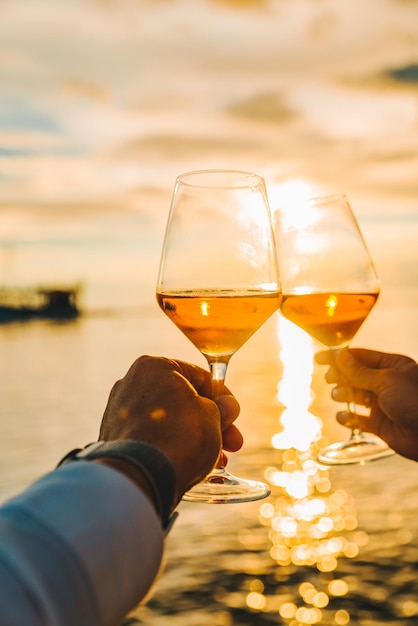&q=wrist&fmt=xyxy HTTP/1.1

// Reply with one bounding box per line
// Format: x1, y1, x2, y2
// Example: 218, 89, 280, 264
93, 457, 162, 518
57, 440, 178, 532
